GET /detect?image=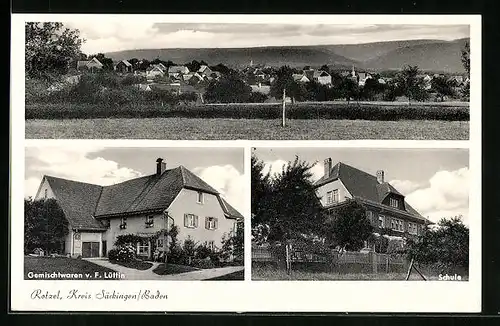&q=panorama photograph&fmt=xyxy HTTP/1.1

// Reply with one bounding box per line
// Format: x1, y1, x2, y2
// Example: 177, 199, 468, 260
251, 147, 470, 280
24, 146, 245, 280
25, 22, 470, 140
